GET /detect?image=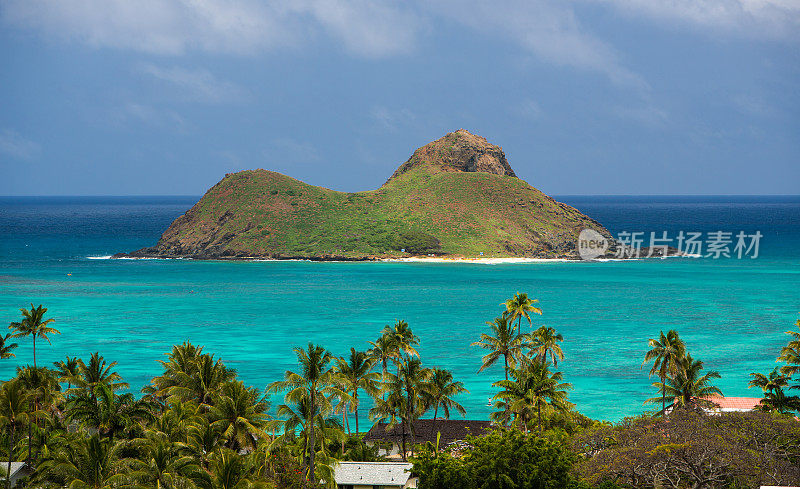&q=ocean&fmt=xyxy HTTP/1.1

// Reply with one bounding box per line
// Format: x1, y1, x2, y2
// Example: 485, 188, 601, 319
0, 195, 798, 422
